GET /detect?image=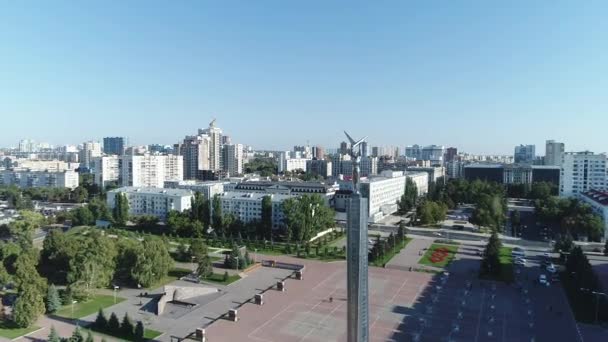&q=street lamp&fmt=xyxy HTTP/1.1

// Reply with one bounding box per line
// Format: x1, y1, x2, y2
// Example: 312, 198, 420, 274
113, 285, 120, 304
580, 288, 607, 324
71, 300, 78, 319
